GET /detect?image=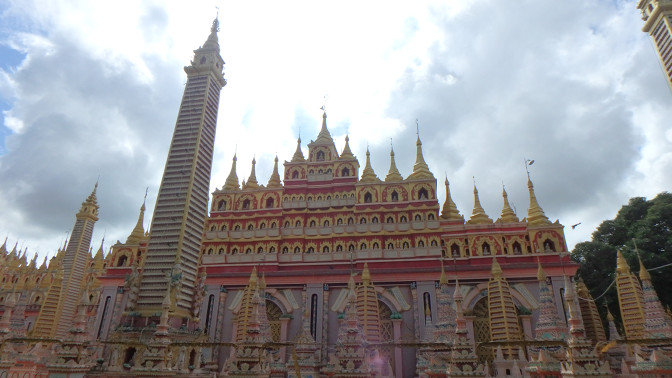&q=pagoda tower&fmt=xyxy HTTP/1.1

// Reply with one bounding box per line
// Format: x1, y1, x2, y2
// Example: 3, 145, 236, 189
137, 17, 226, 316
32, 183, 99, 339
323, 274, 371, 378
576, 279, 606, 345
355, 263, 382, 345
615, 251, 646, 339
638, 256, 672, 340
487, 257, 520, 359
447, 279, 485, 377
560, 276, 611, 377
